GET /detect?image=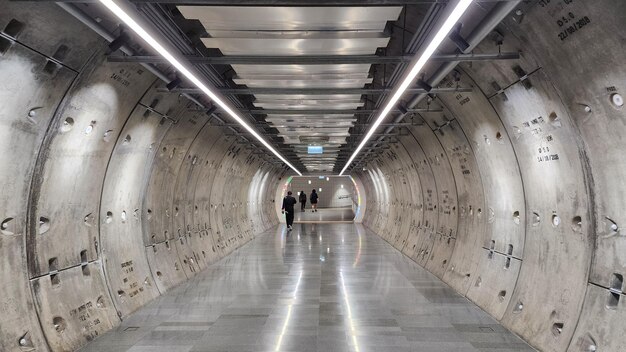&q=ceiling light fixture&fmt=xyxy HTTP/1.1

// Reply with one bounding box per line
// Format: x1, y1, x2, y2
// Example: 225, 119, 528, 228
98, 0, 302, 175
339, 0, 473, 176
